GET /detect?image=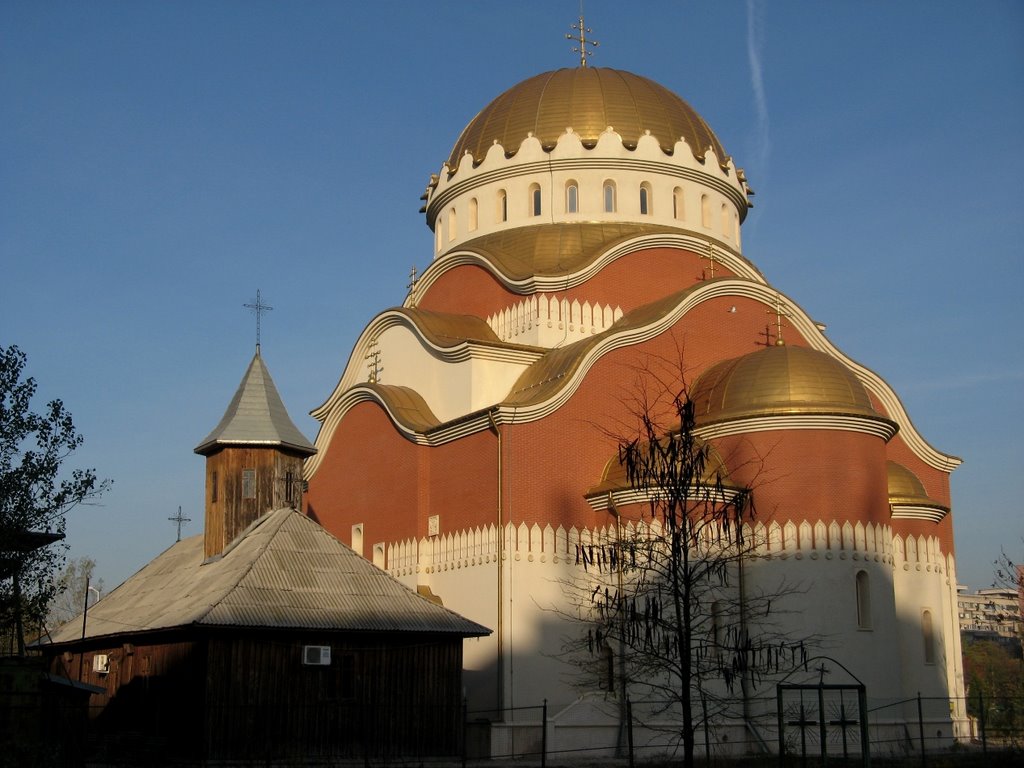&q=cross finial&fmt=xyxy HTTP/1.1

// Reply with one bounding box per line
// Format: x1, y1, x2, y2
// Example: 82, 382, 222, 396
700, 240, 719, 280
567, 7, 599, 67
168, 505, 191, 543
767, 294, 791, 346
407, 265, 419, 299
244, 290, 273, 352
365, 337, 382, 384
